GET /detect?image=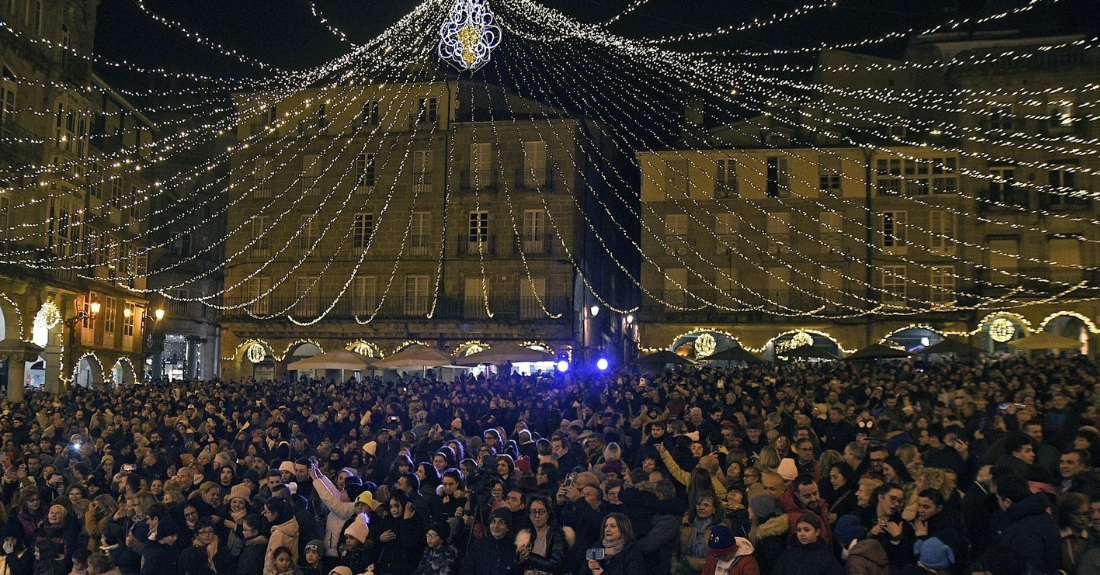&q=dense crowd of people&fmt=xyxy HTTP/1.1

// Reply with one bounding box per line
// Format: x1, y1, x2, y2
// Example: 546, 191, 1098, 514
0, 352, 1098, 575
